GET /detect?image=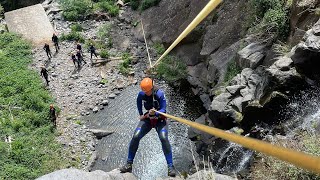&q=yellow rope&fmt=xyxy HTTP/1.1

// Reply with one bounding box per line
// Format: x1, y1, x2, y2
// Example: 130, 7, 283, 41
156, 111, 320, 174
151, 0, 222, 68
